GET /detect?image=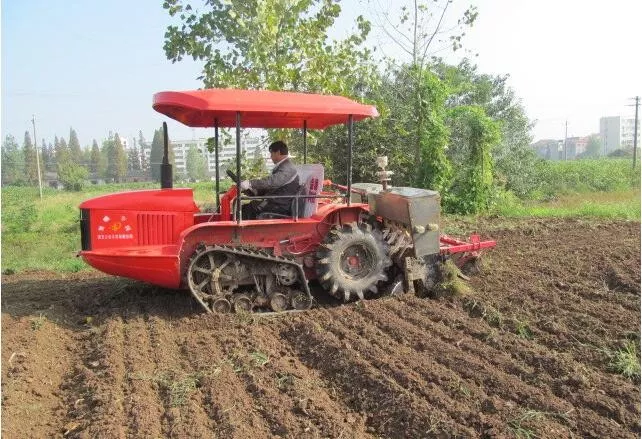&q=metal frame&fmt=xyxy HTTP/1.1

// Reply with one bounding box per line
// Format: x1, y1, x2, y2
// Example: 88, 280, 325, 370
230, 113, 357, 223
